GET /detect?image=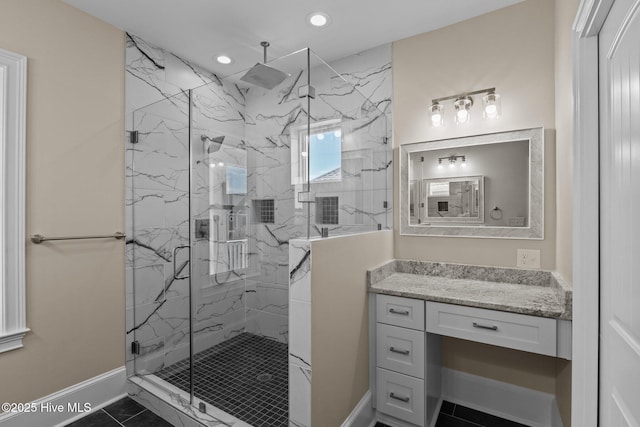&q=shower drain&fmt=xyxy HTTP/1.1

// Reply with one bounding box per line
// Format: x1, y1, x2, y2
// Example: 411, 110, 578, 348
256, 373, 273, 382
